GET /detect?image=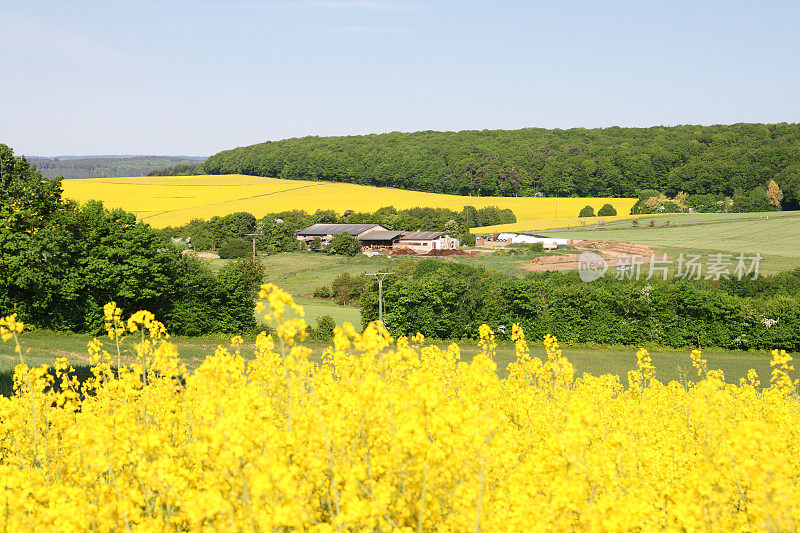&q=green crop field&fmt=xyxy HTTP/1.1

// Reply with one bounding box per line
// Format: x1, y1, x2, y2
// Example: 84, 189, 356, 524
0, 329, 779, 397
544, 211, 800, 274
